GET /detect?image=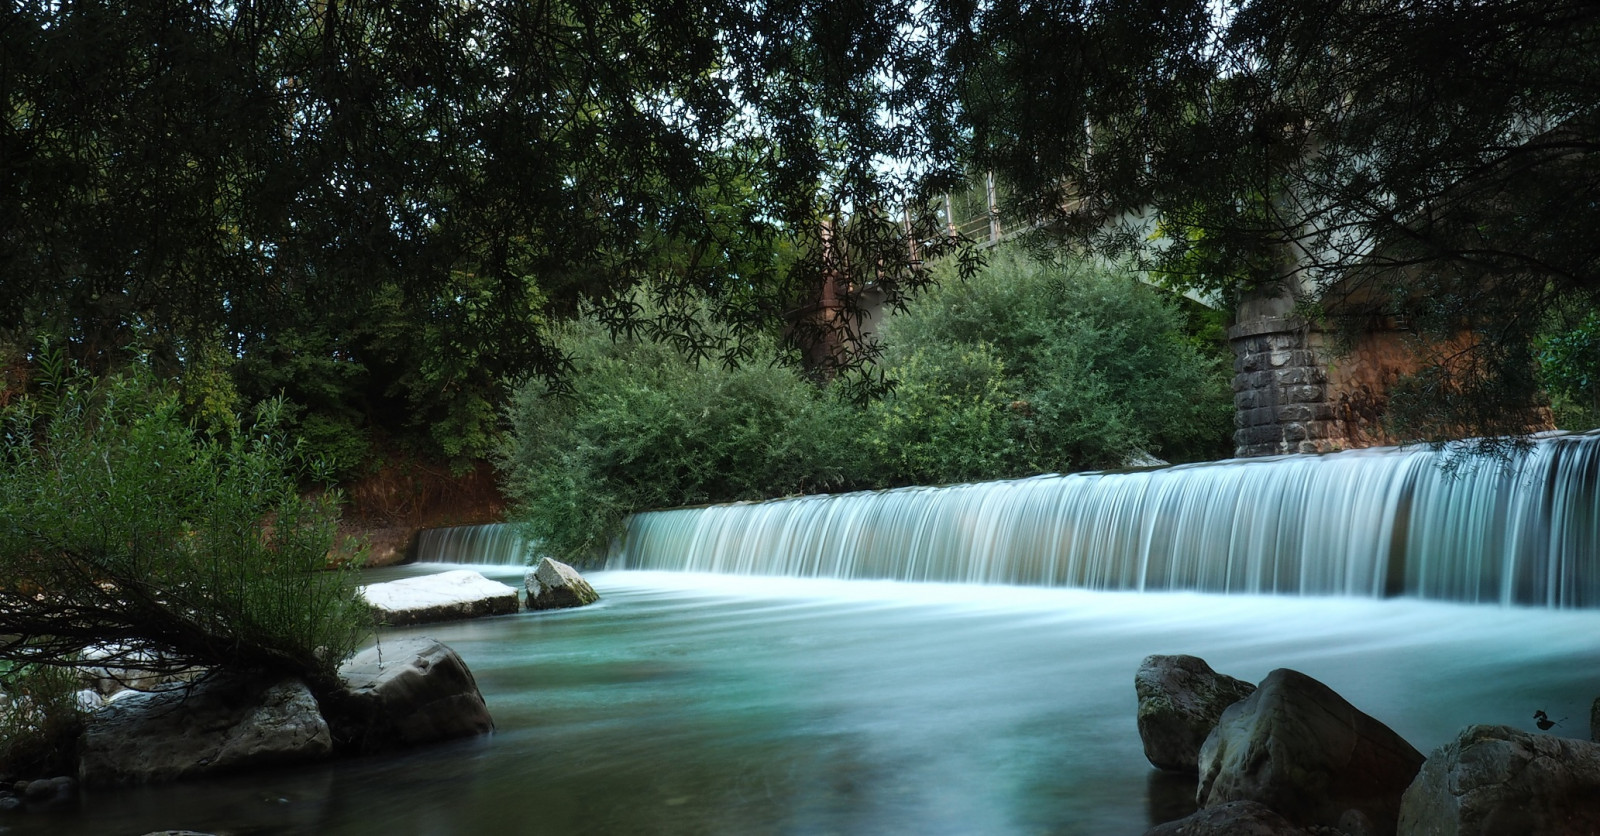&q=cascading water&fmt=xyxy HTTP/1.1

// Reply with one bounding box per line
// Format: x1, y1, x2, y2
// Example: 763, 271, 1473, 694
610, 432, 1600, 607
412, 523, 535, 566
